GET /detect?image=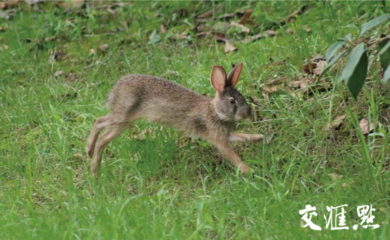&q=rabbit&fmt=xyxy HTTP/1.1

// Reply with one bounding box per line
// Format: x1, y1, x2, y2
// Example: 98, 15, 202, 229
86, 63, 264, 177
